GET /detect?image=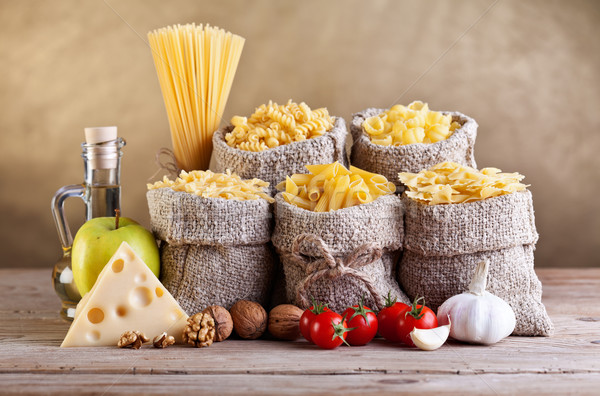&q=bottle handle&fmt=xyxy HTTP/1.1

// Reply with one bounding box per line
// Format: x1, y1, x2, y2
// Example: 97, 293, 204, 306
51, 184, 85, 250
